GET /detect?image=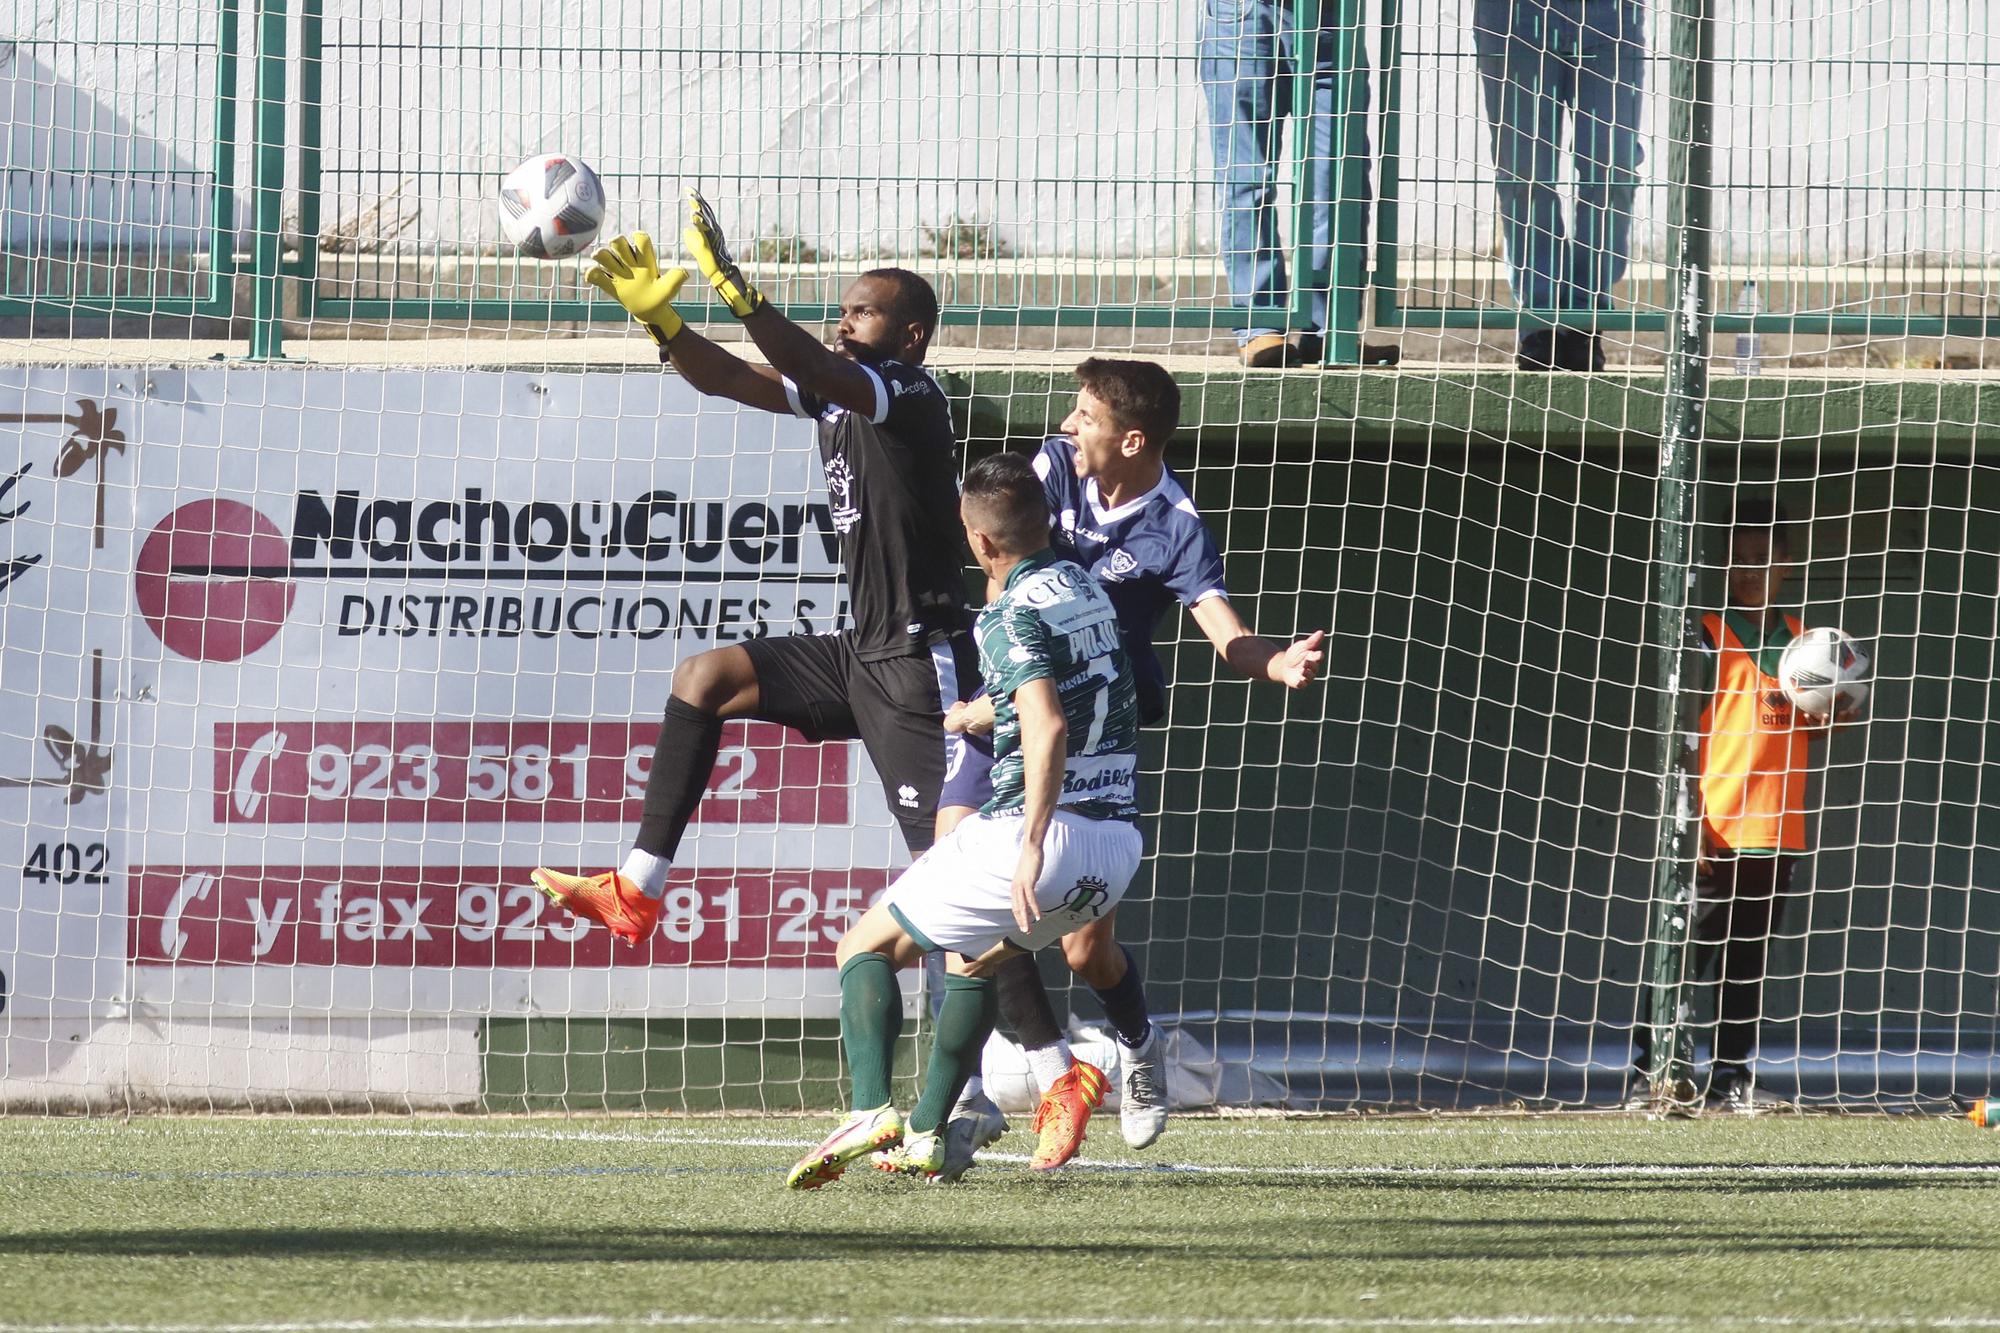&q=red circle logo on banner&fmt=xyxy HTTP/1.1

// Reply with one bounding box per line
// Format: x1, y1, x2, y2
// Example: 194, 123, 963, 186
135, 500, 296, 662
